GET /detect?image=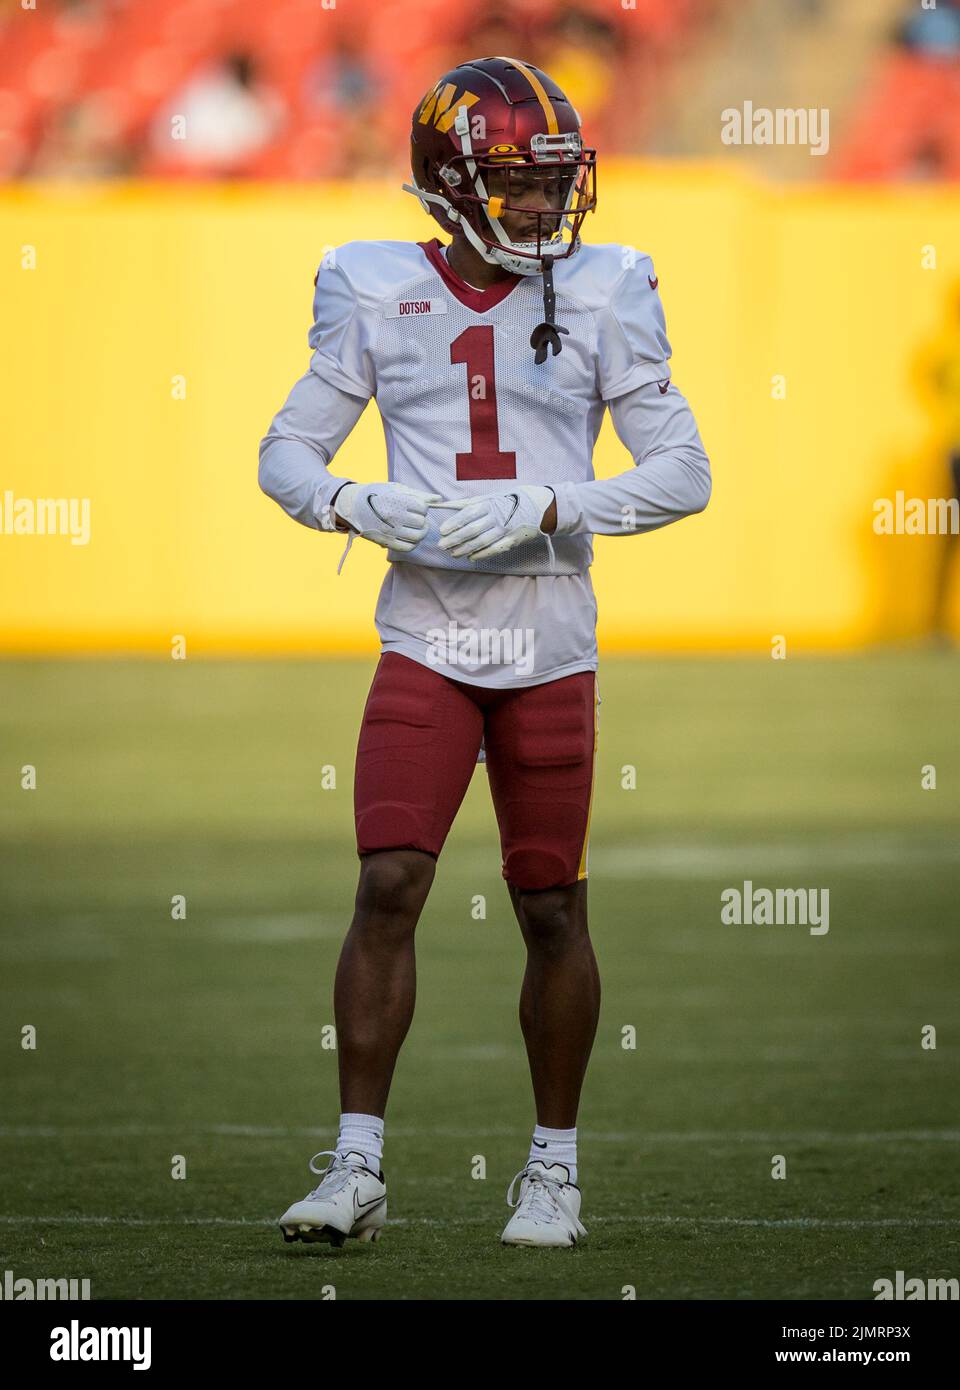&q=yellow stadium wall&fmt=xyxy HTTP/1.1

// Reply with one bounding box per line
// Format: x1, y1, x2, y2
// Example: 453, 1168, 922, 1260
1, 164, 959, 655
